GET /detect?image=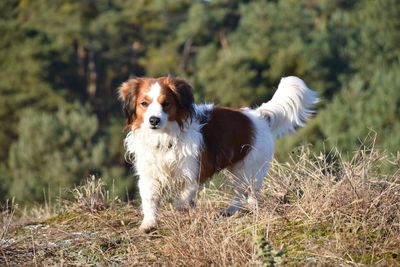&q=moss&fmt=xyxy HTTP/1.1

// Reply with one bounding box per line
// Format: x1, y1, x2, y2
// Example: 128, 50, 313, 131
270, 219, 335, 265
346, 247, 400, 265
43, 210, 85, 224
